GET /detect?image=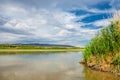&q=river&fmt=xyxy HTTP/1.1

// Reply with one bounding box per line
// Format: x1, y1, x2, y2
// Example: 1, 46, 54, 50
0, 52, 119, 80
